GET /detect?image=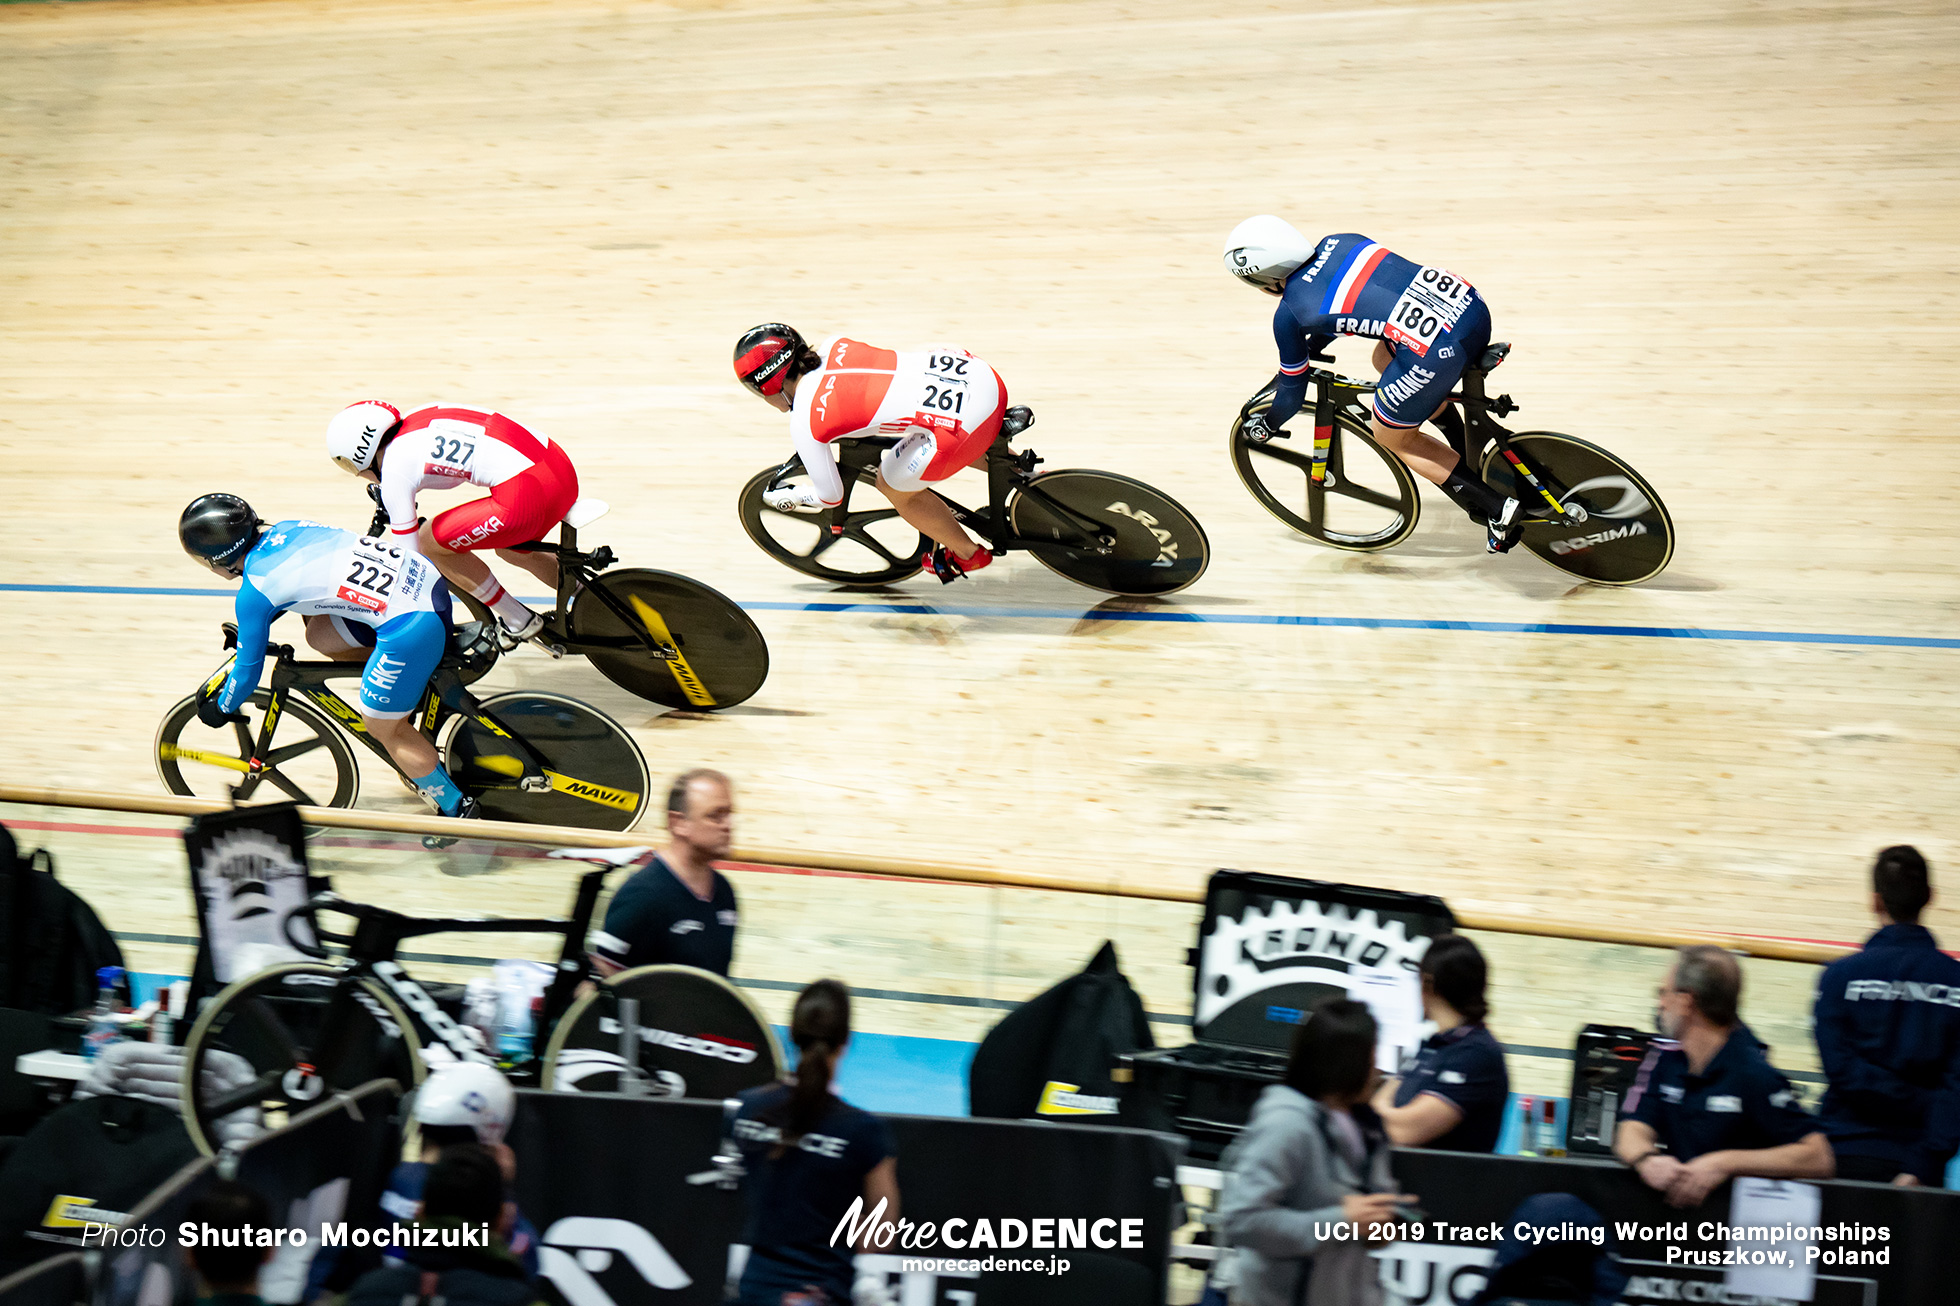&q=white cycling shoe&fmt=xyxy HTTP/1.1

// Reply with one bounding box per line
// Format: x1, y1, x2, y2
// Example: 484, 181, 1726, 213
497, 609, 545, 649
